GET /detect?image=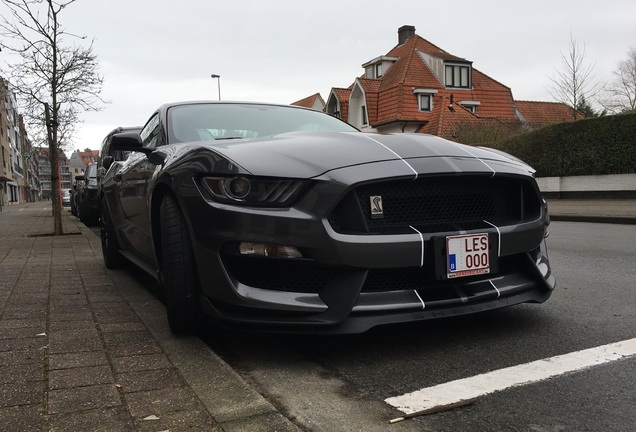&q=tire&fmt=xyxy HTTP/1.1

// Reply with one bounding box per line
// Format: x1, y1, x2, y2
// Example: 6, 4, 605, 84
79, 199, 89, 225
80, 200, 98, 227
100, 199, 124, 269
160, 194, 200, 335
